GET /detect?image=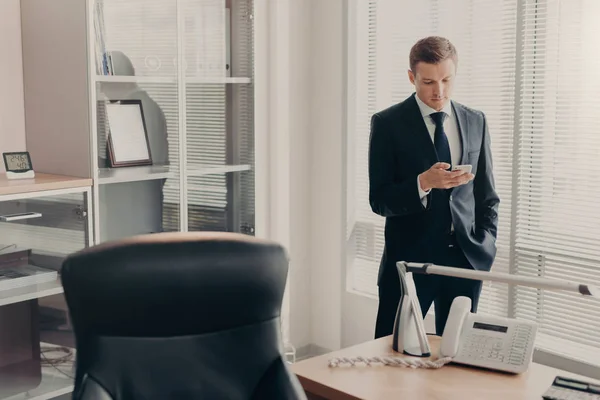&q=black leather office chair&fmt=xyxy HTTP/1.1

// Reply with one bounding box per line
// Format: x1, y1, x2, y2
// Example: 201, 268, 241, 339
61, 232, 307, 400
